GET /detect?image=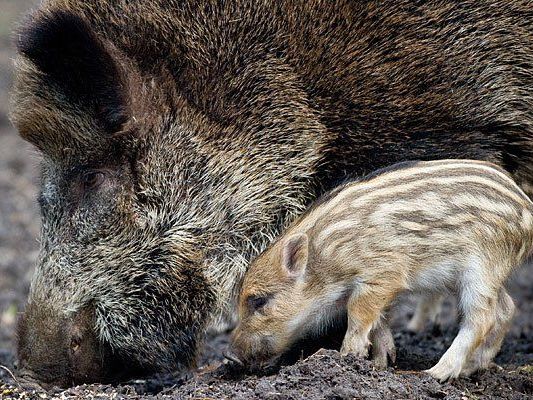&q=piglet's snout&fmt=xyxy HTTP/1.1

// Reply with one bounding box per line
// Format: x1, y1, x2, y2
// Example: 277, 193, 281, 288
228, 330, 258, 366
231, 331, 280, 369
228, 331, 252, 364
223, 349, 244, 366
